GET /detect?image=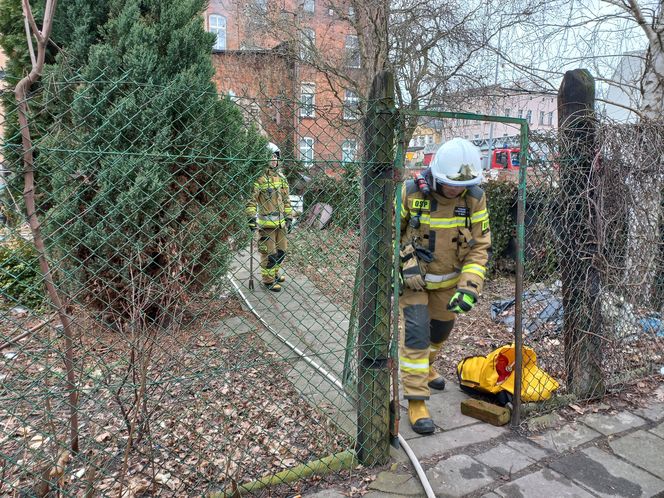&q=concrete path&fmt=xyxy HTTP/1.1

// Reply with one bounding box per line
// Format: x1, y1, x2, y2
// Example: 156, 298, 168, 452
229, 247, 357, 436
306, 383, 664, 498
